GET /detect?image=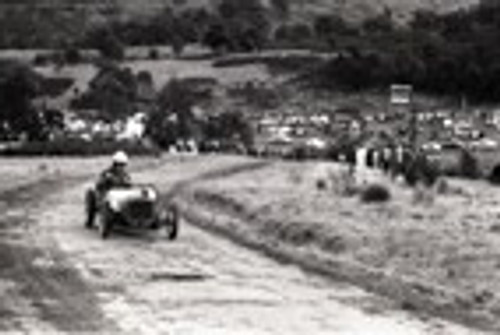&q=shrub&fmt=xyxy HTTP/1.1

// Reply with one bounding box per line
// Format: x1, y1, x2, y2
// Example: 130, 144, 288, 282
33, 53, 49, 66
435, 178, 449, 195
149, 48, 159, 60
489, 164, 500, 184
360, 184, 391, 203
64, 47, 82, 64
421, 160, 440, 187
316, 178, 327, 191
404, 154, 440, 187
460, 150, 480, 179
